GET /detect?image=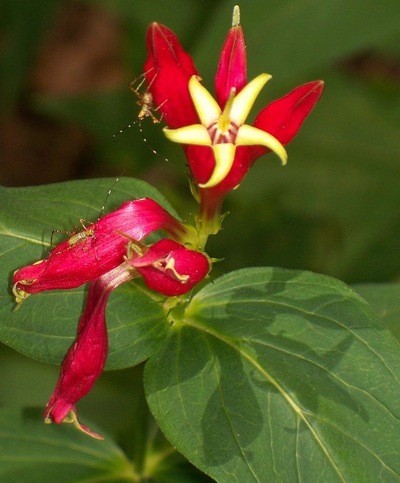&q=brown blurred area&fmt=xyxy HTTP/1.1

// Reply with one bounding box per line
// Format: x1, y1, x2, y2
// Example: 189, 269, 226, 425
0, 1, 126, 187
